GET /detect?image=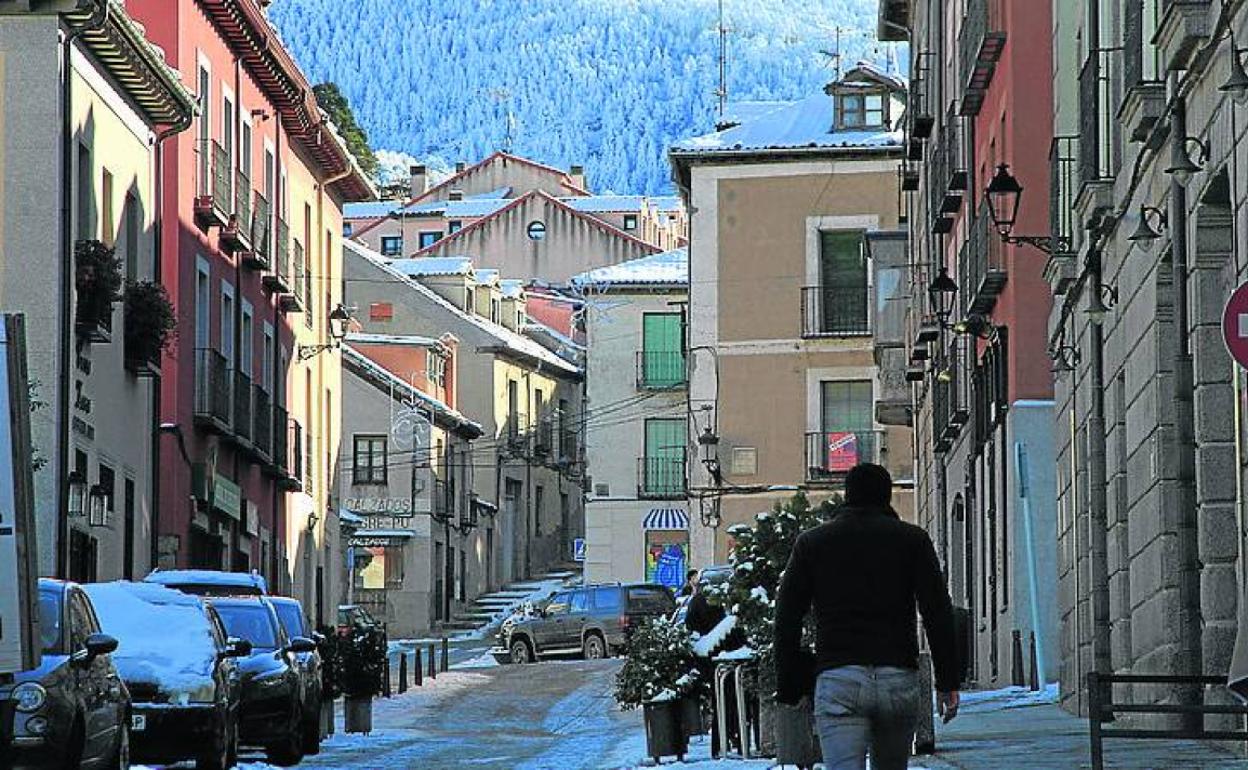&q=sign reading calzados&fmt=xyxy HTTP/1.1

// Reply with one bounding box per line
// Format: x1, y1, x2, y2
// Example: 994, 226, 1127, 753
344, 497, 418, 516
